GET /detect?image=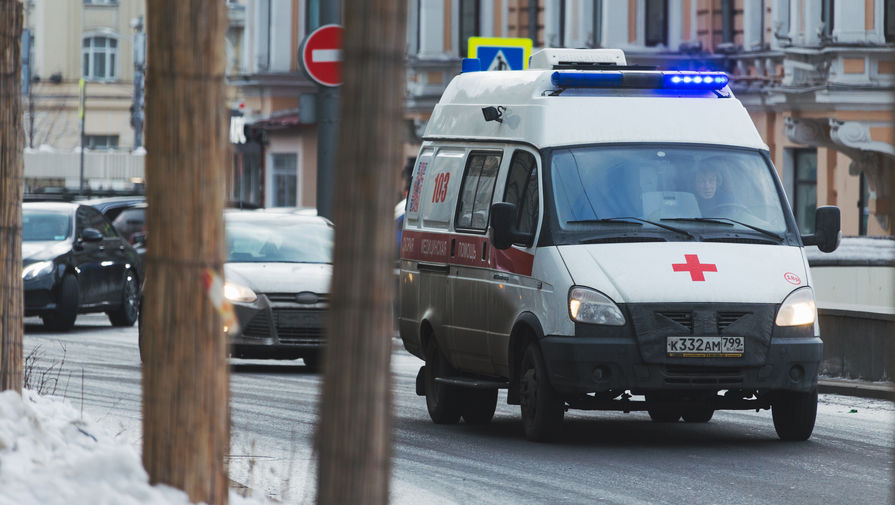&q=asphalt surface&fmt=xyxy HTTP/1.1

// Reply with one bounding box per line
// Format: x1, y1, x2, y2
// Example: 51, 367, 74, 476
22, 314, 895, 505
